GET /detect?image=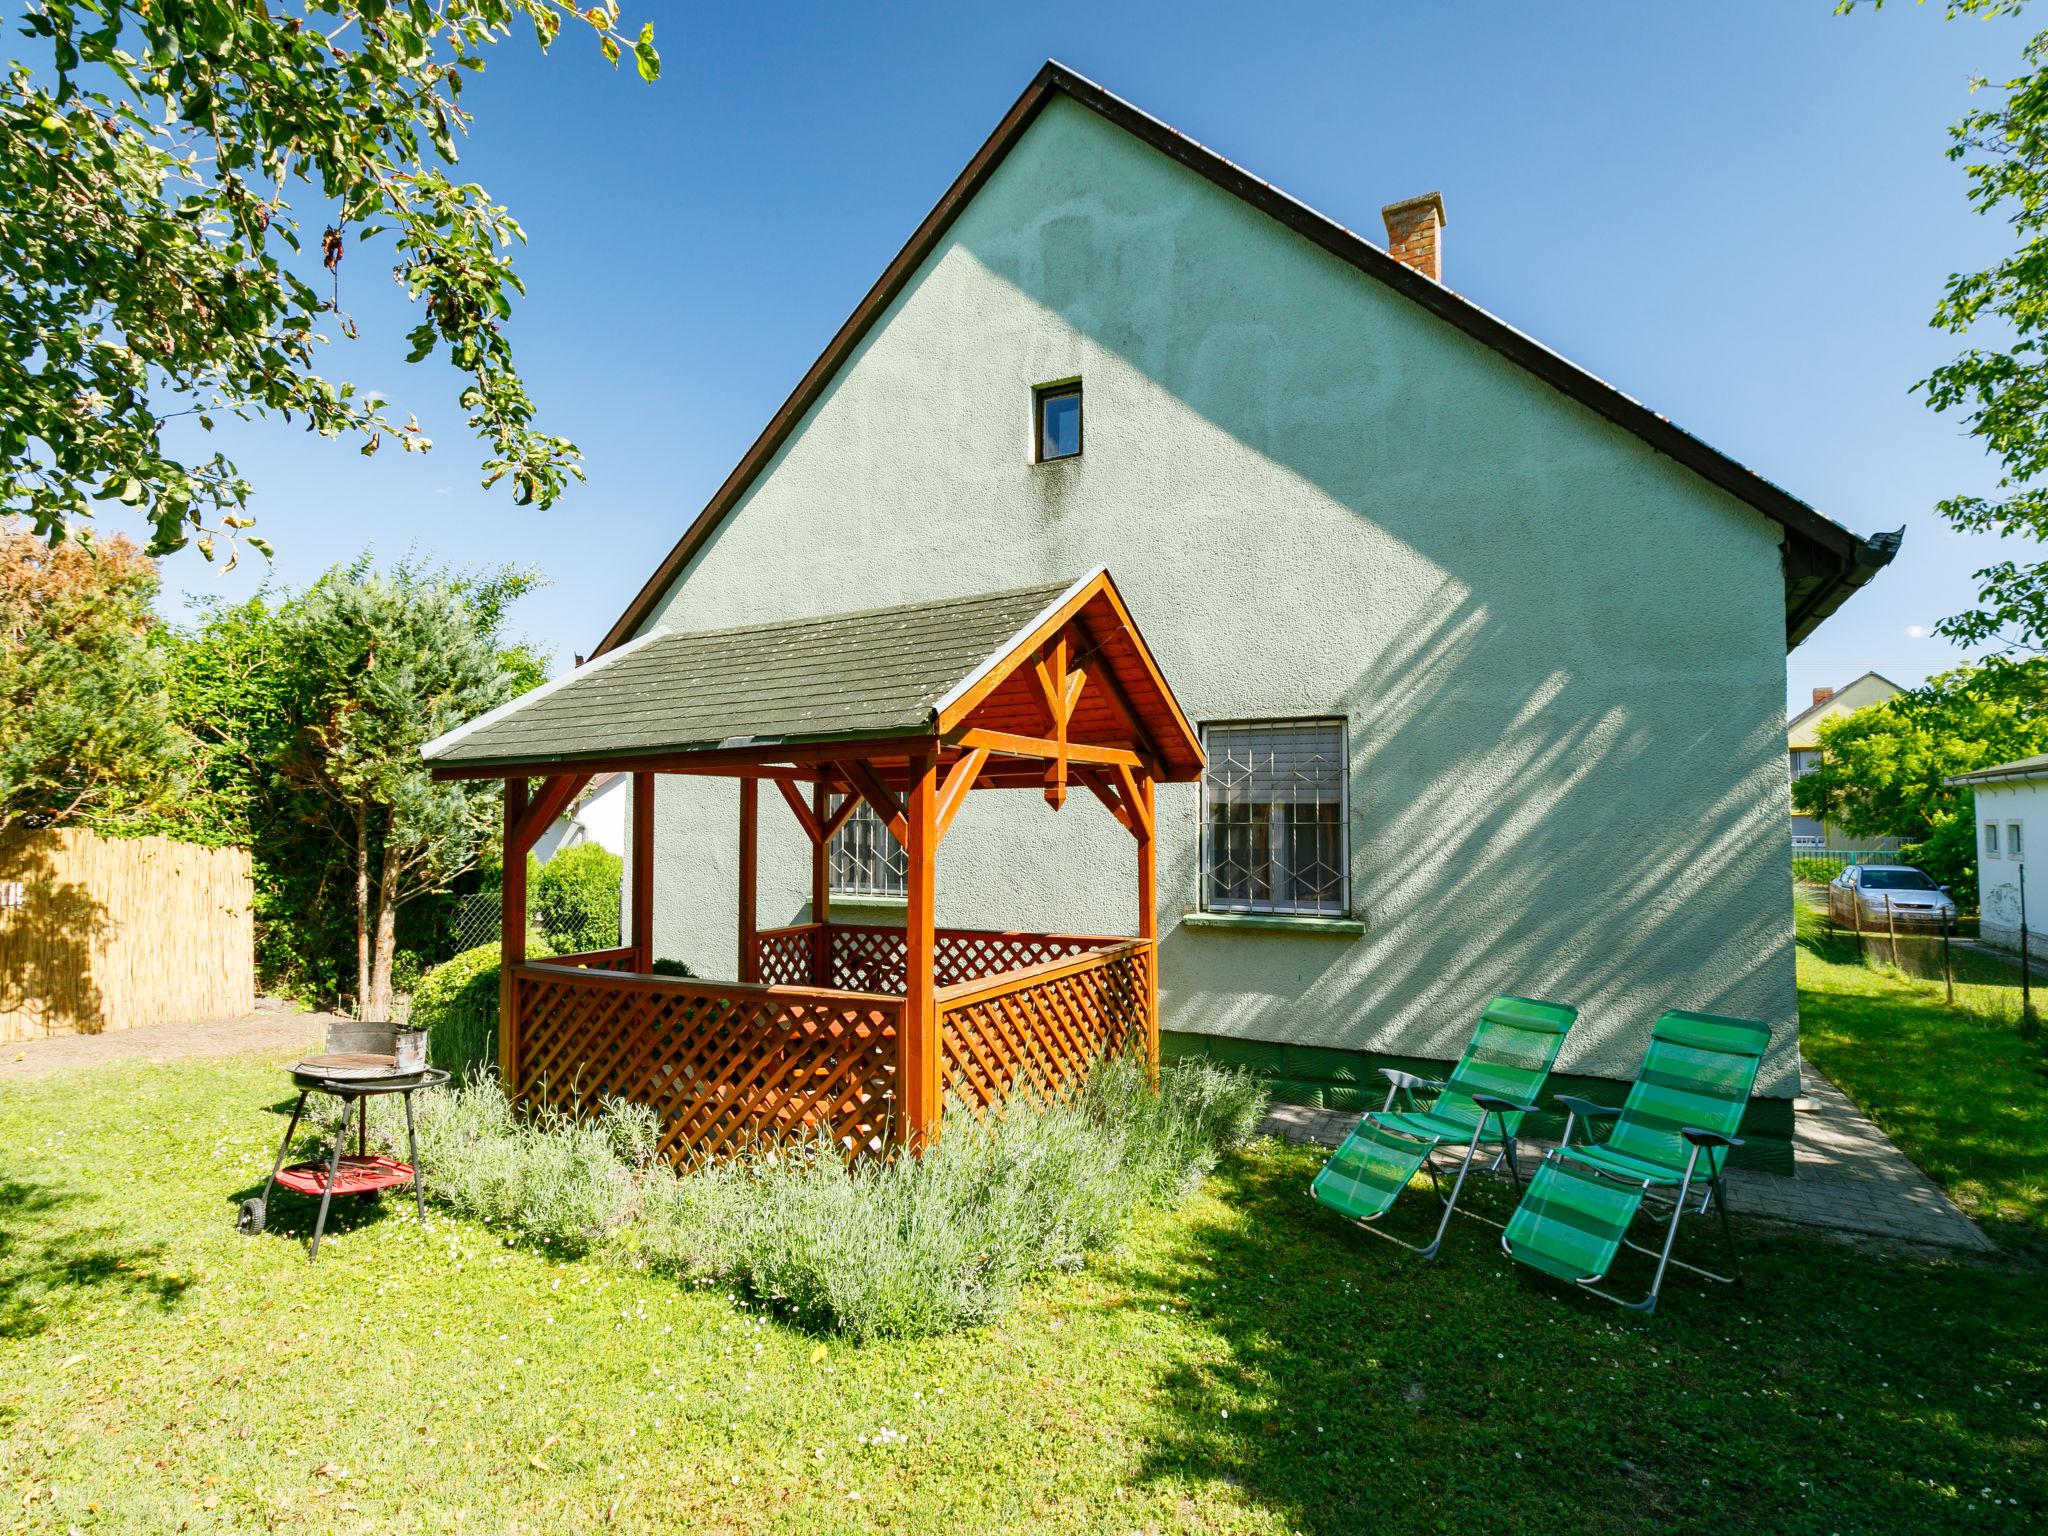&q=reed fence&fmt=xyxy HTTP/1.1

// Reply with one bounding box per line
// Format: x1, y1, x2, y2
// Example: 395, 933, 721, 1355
0, 827, 253, 1041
